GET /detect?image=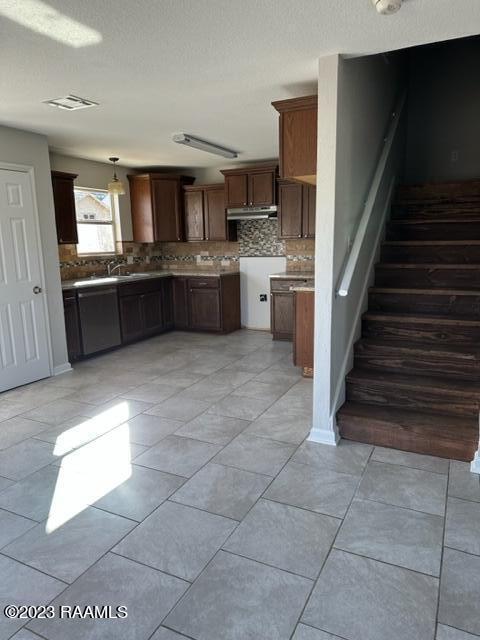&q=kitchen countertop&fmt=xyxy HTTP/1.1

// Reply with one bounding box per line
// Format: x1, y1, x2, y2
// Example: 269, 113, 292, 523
62, 269, 237, 290
269, 271, 315, 280
291, 285, 314, 292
